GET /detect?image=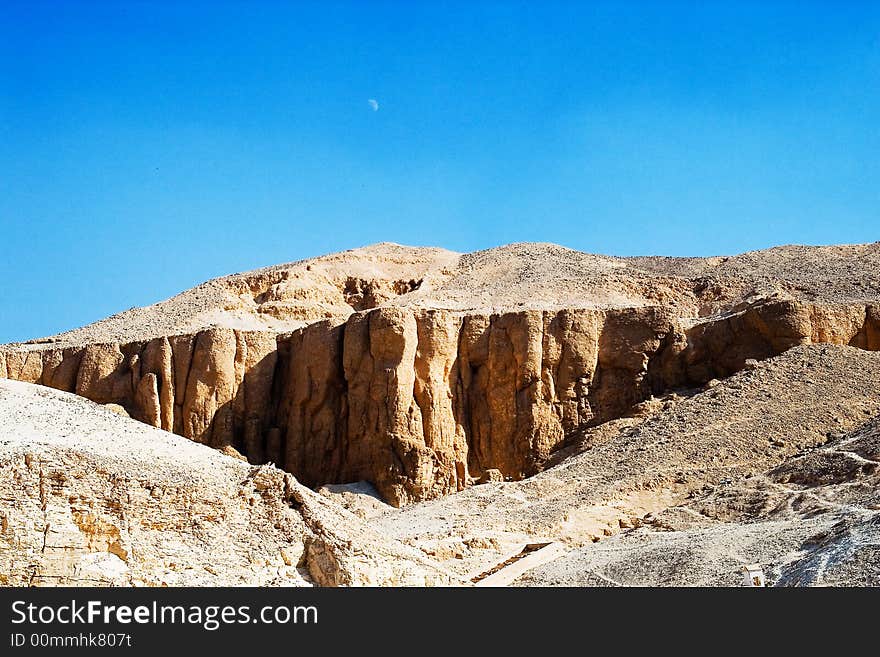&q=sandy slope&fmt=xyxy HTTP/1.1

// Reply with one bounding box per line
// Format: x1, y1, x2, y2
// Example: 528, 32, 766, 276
0, 378, 452, 586
375, 344, 880, 583
514, 414, 880, 587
